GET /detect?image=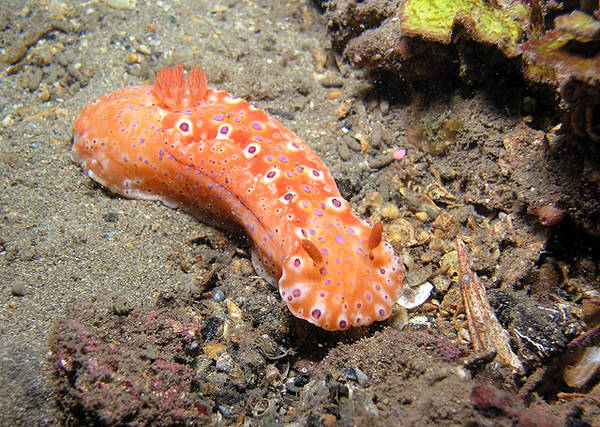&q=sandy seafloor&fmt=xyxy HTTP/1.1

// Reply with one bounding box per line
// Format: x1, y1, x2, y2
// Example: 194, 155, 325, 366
0, 0, 342, 422
1, 0, 599, 425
